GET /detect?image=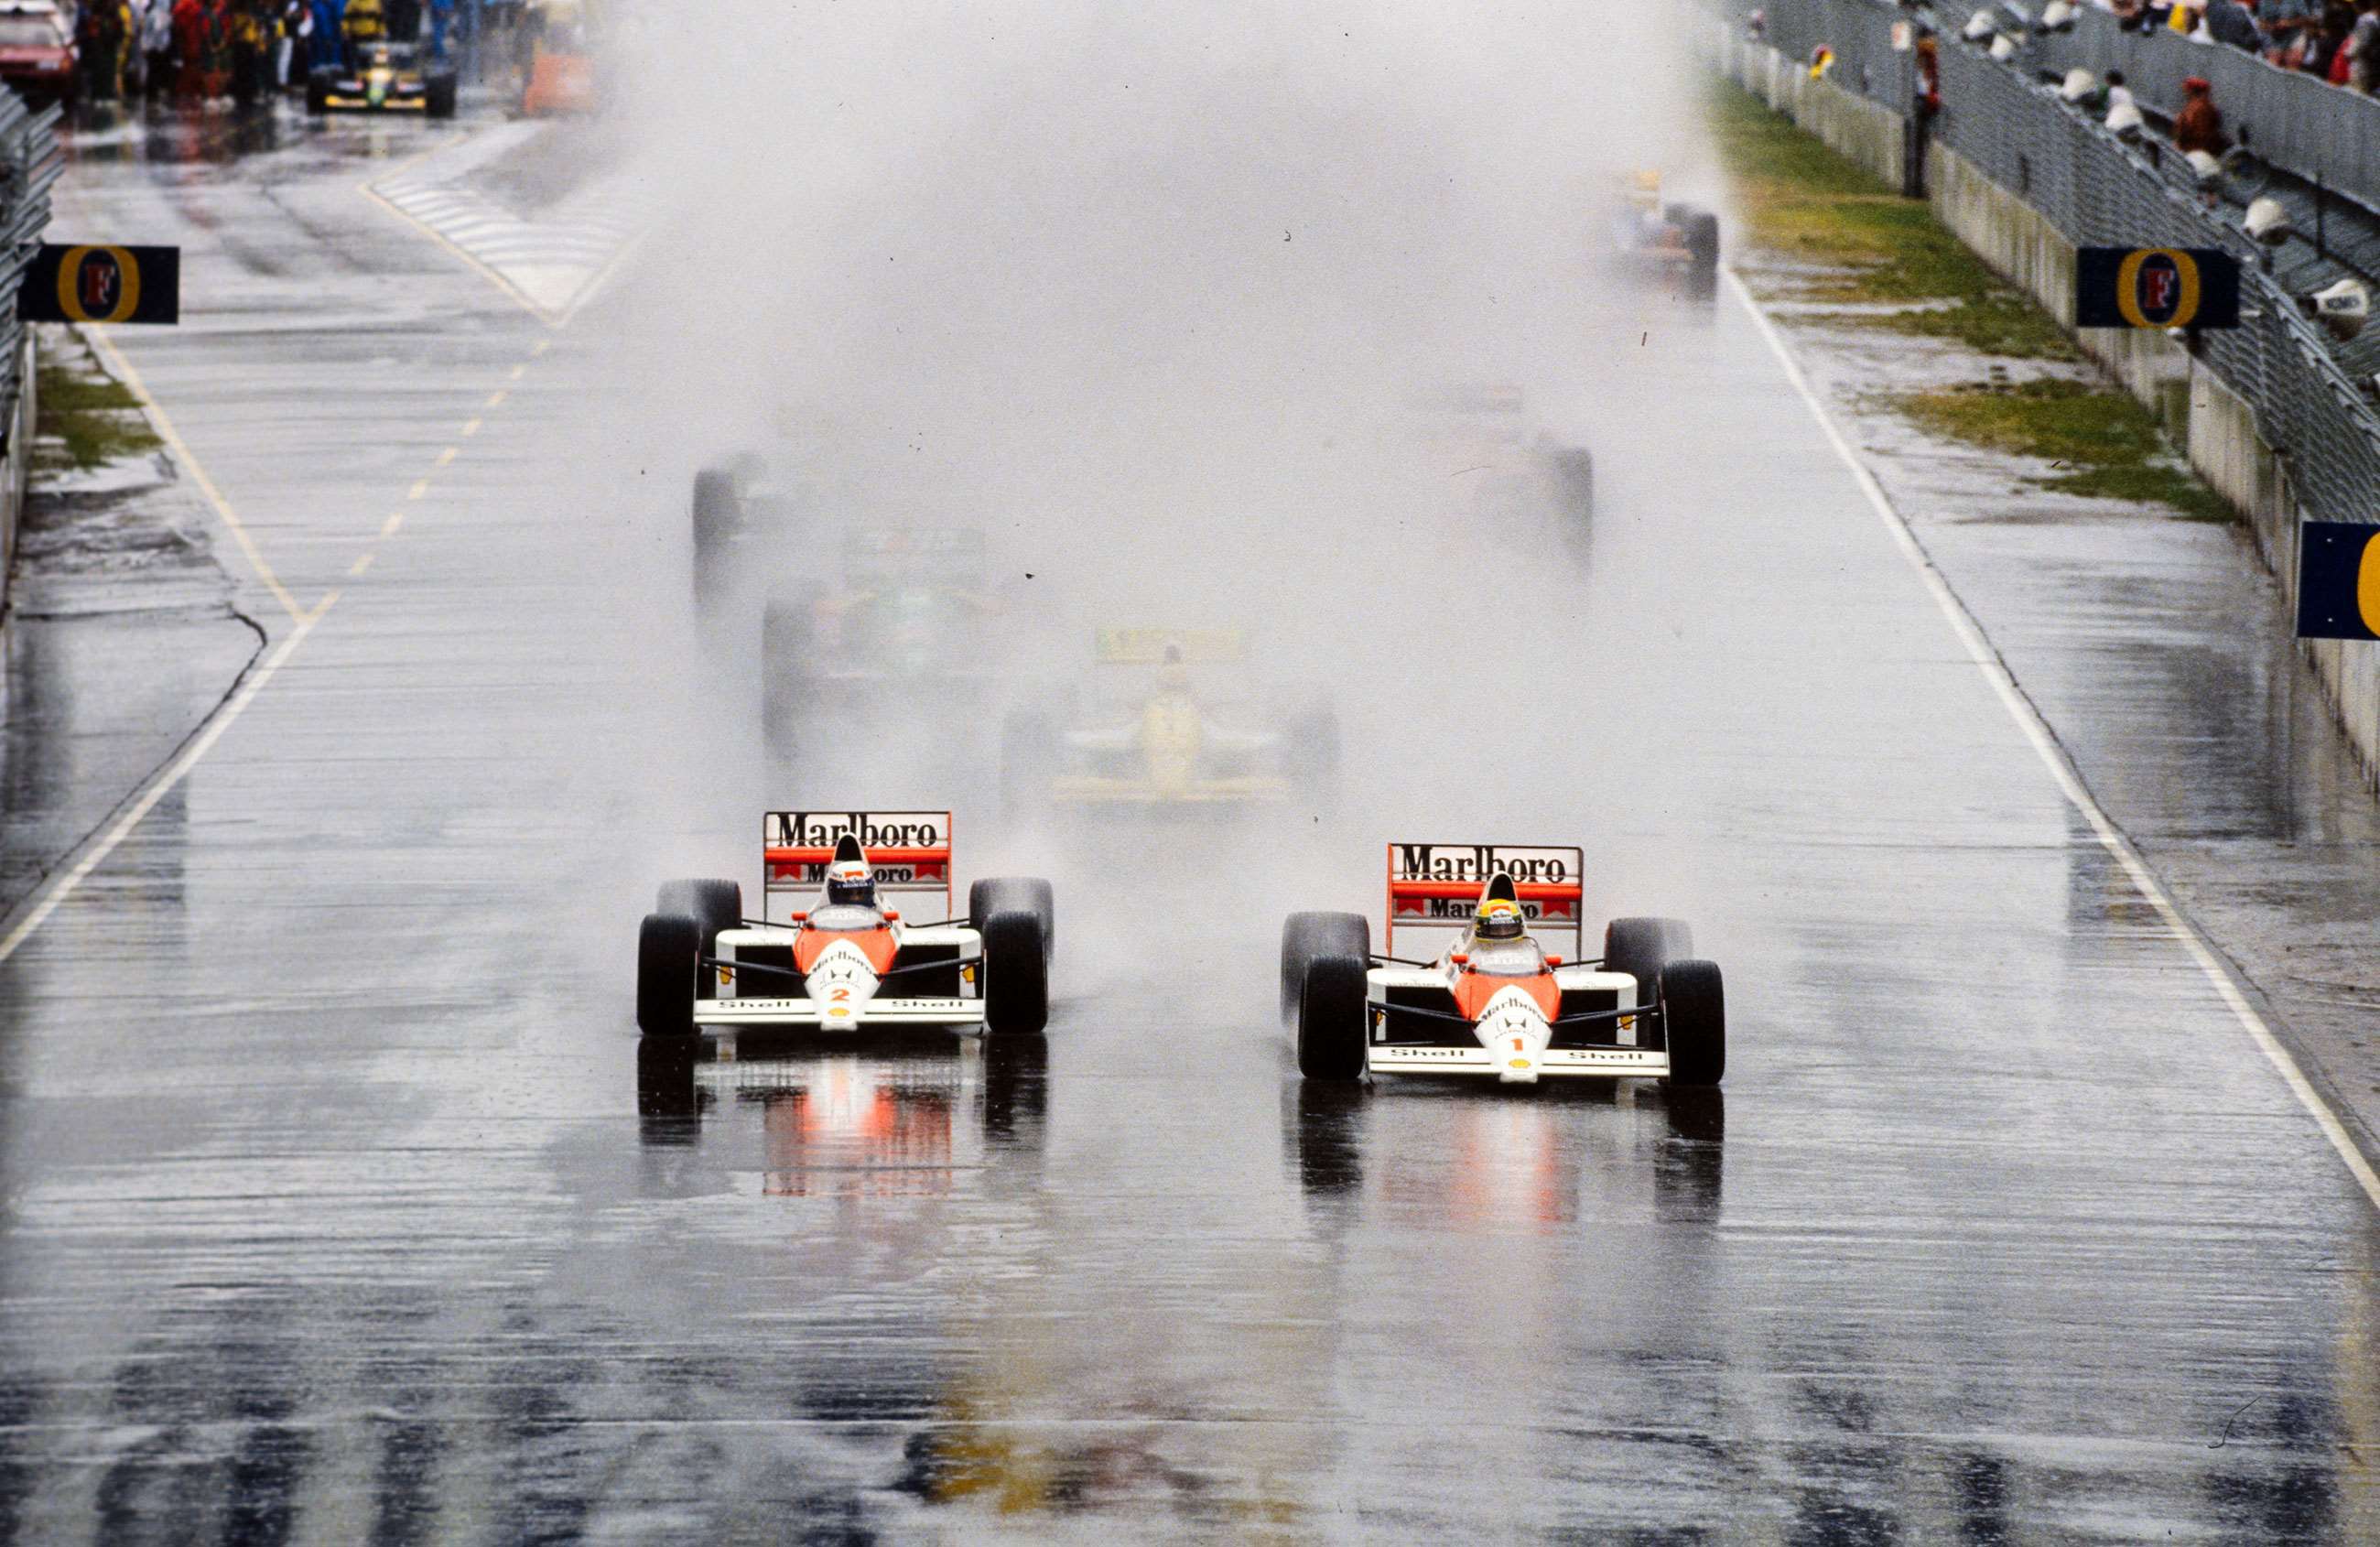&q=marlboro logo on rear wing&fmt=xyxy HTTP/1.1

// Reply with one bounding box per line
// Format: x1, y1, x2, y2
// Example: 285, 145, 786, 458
763, 810, 953, 924
1385, 842, 1585, 958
